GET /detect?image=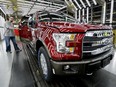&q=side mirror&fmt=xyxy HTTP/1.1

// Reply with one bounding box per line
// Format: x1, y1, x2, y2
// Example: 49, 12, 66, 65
28, 20, 37, 28
21, 21, 28, 26
28, 20, 32, 27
